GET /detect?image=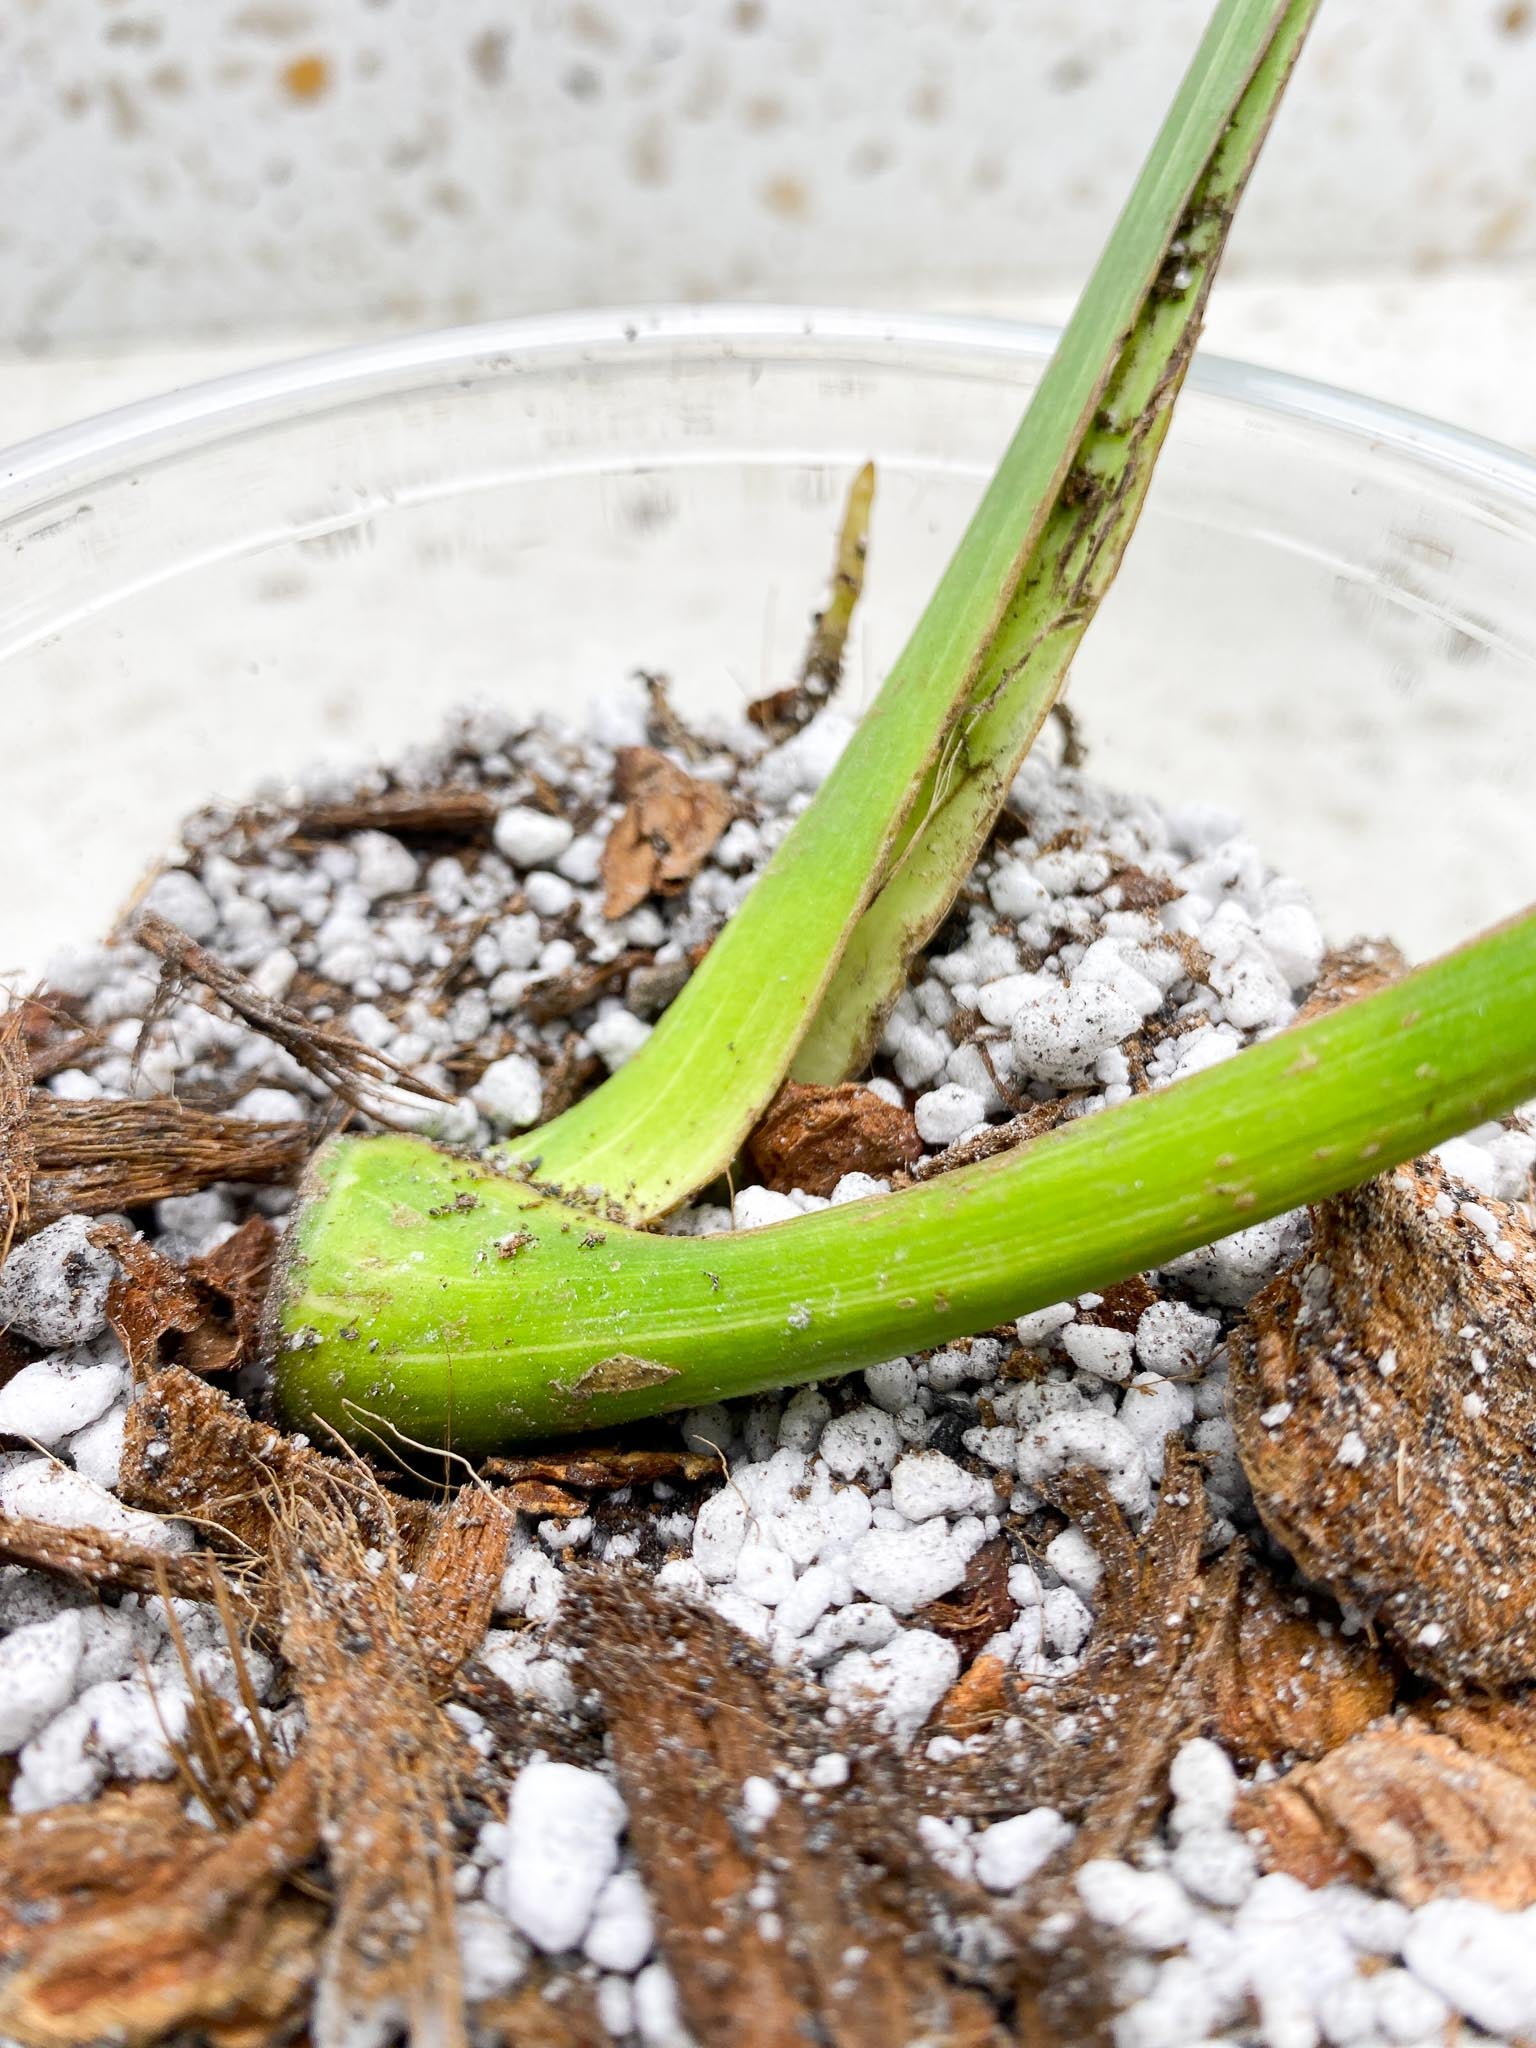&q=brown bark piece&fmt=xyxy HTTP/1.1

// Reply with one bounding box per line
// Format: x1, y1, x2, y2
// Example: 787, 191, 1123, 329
120, 1363, 435, 1566
1238, 1721, 1536, 1908
1421, 1692, 1536, 1792
1075, 1275, 1161, 1334
476, 1968, 604, 2047
0, 1785, 197, 1952
0, 1506, 227, 1604
92, 1220, 228, 1378
0, 1761, 322, 2048
276, 1494, 468, 2048
482, 1444, 719, 1491
1229, 1158, 1536, 1687
569, 1572, 1004, 2048
599, 746, 733, 919
24, 1096, 308, 1231
187, 1215, 280, 1365
931, 1653, 1014, 1740
1003, 1455, 1246, 2046
292, 787, 497, 840
746, 1078, 922, 1198
1, 1006, 33, 1254
1232, 1775, 1375, 1891
1, 1472, 494, 2048
1207, 1560, 1396, 1768
409, 1485, 517, 1693
915, 1535, 1017, 1665
1106, 864, 1181, 913
1294, 936, 1407, 1023
1030, 1442, 1242, 1861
